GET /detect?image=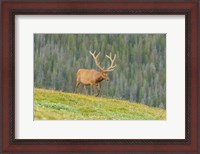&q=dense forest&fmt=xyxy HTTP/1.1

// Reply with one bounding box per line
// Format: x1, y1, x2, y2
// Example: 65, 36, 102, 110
34, 34, 166, 109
